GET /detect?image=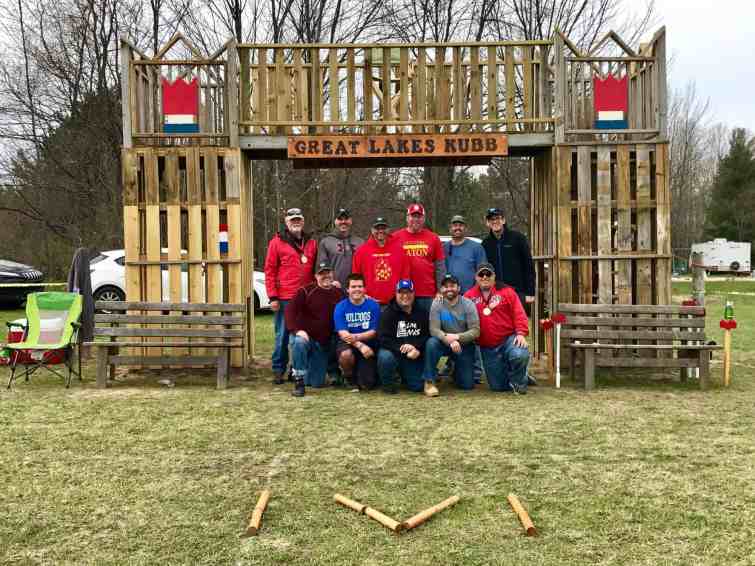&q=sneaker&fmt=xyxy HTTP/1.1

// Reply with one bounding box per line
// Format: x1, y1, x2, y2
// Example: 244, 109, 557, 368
424, 381, 439, 397
527, 374, 538, 386
273, 373, 285, 385
291, 379, 305, 397
382, 383, 398, 395
512, 384, 527, 395
287, 368, 295, 382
